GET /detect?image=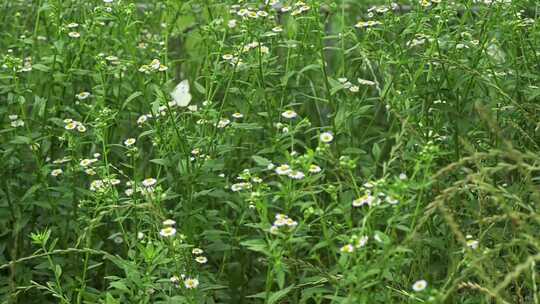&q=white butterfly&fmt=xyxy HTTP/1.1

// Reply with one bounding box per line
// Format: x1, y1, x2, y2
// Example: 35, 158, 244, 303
170, 80, 192, 107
